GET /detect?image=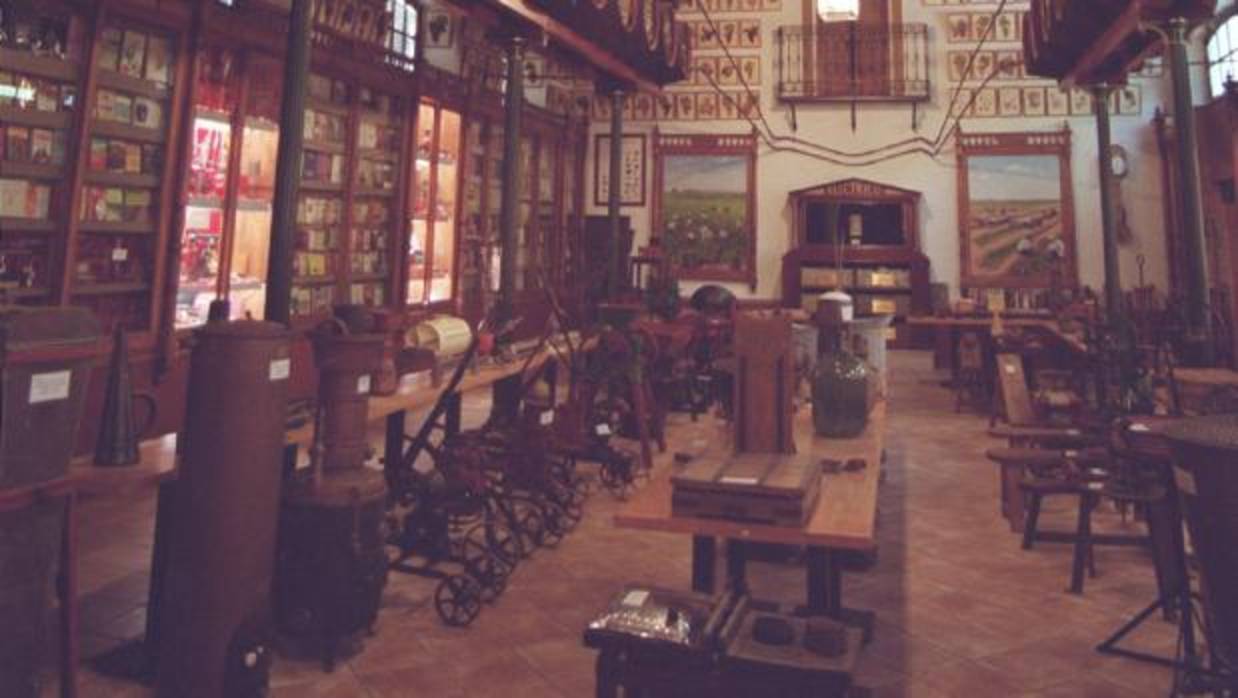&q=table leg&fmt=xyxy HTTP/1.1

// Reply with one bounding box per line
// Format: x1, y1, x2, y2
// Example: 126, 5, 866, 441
595, 651, 619, 698
725, 539, 747, 595
444, 391, 462, 438
802, 546, 875, 644
384, 409, 406, 470
691, 536, 716, 593
59, 491, 78, 698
